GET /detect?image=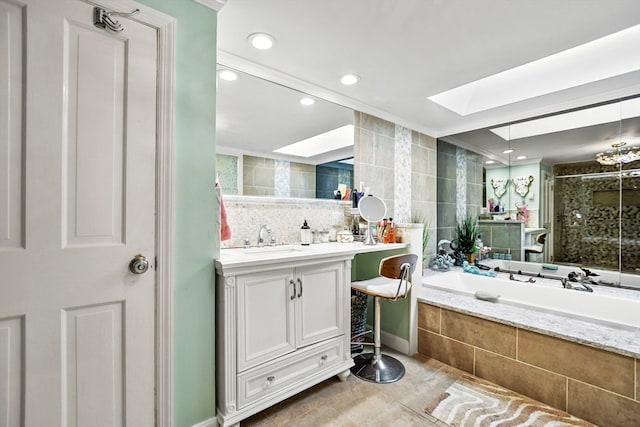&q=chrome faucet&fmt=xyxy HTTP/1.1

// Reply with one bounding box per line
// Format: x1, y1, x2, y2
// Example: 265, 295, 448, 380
437, 239, 452, 254
257, 224, 272, 247
562, 271, 594, 292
